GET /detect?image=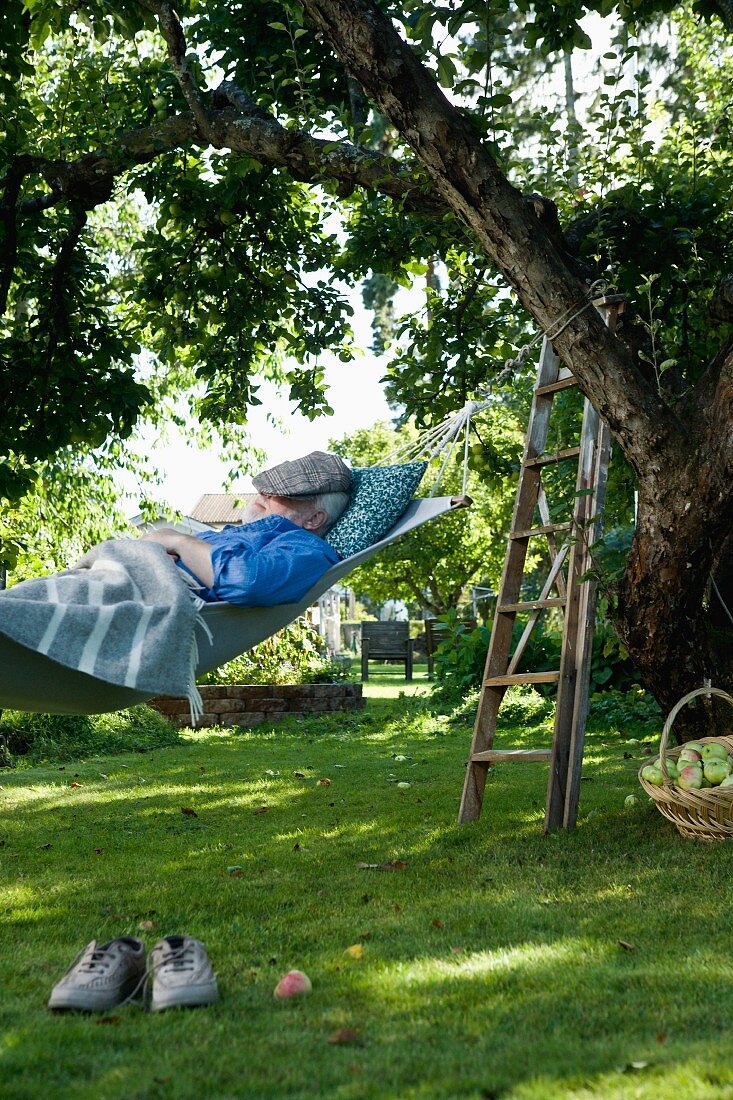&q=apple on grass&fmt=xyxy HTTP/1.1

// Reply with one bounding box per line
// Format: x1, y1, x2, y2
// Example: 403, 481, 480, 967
274, 970, 312, 999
